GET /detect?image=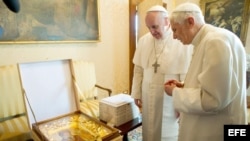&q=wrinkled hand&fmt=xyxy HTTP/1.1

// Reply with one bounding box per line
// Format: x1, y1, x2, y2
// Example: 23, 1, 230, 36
164, 83, 176, 96
165, 80, 184, 87
164, 79, 183, 96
